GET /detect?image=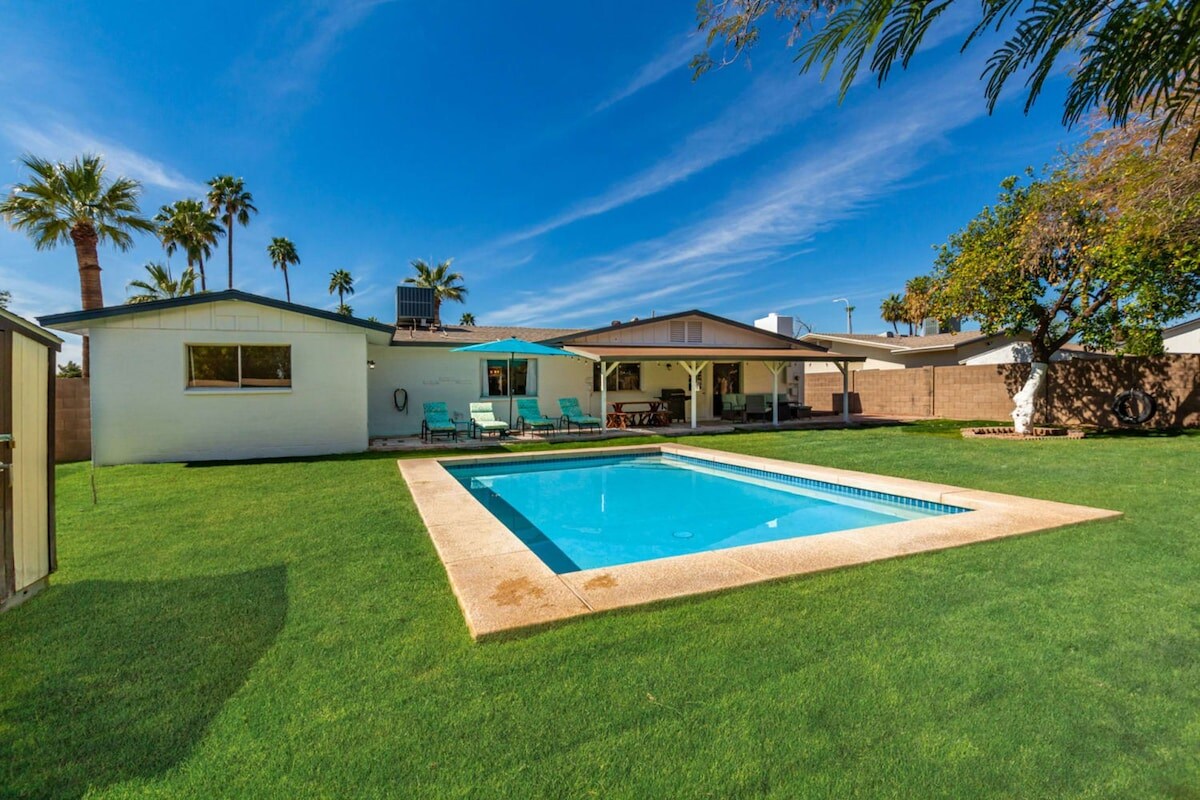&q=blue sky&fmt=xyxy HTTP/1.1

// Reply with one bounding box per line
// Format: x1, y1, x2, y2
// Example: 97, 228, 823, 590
1, 1, 1081, 362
